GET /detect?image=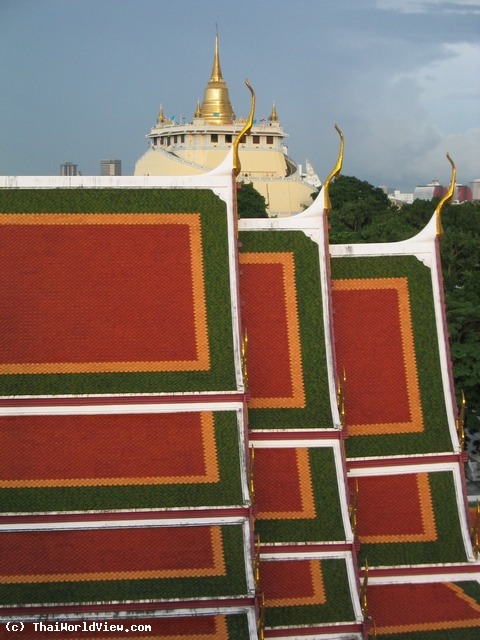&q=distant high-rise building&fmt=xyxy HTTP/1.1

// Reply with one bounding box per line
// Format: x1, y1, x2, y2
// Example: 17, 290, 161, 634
471, 178, 480, 201
60, 162, 79, 176
101, 159, 122, 176
415, 180, 472, 202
